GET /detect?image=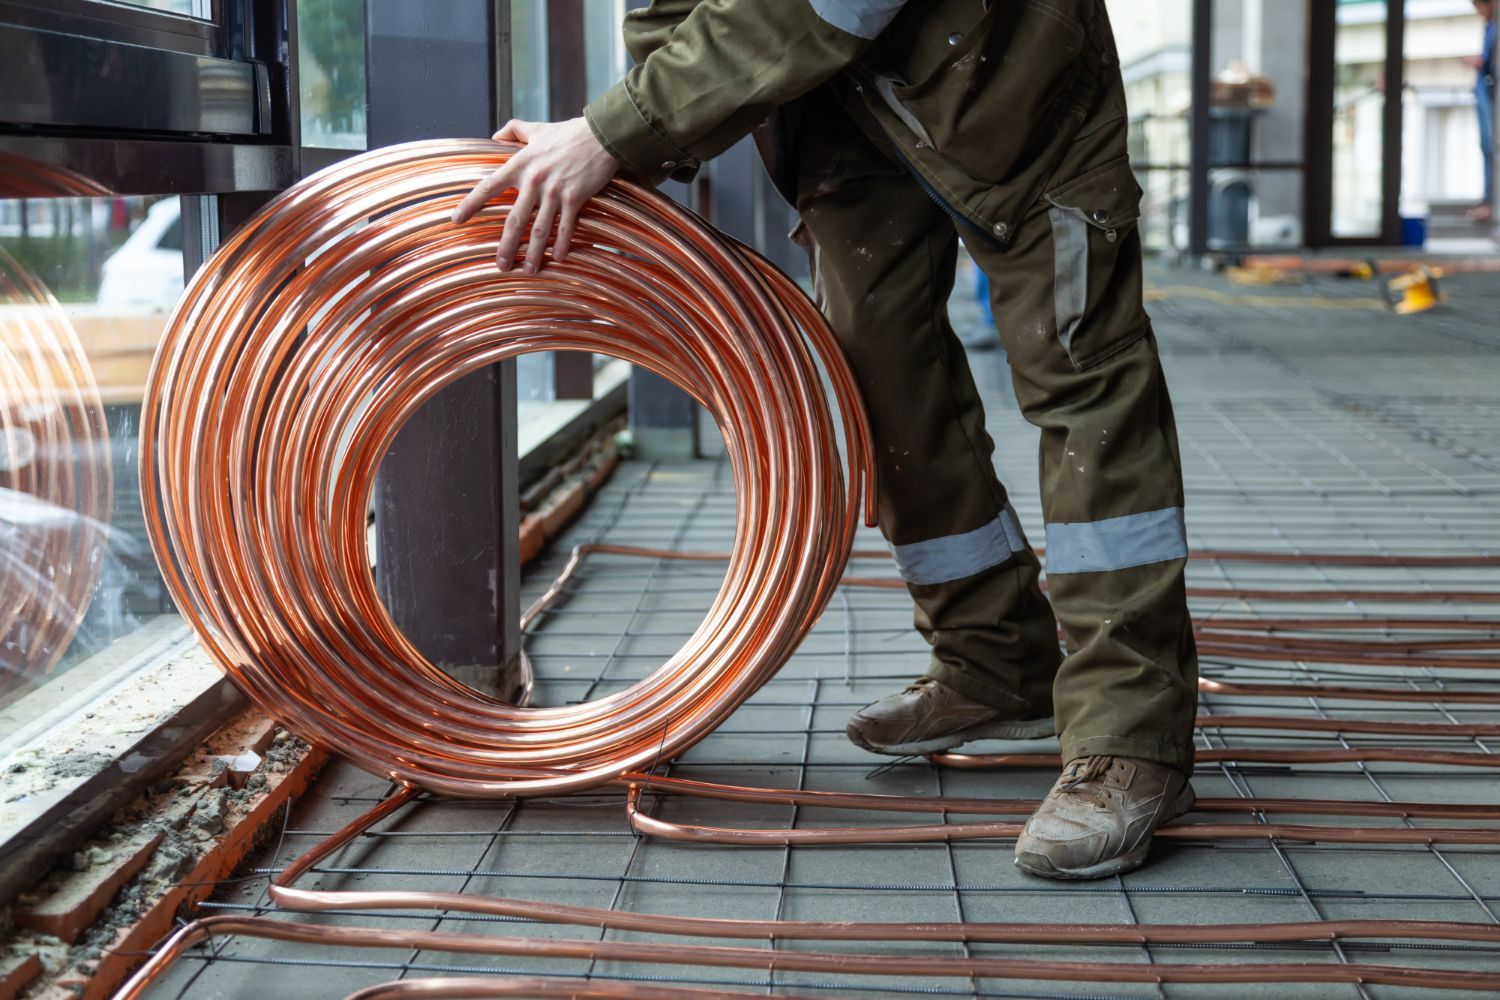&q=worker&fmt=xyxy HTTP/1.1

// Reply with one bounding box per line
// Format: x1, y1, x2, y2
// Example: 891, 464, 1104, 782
1465, 0, 1494, 223
454, 0, 1198, 881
